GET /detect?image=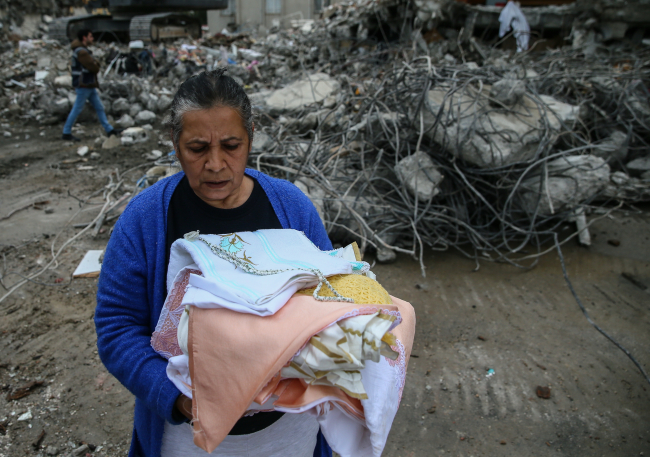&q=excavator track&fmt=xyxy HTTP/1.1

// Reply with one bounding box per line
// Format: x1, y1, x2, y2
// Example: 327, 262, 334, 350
50, 13, 201, 44
49, 15, 96, 43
